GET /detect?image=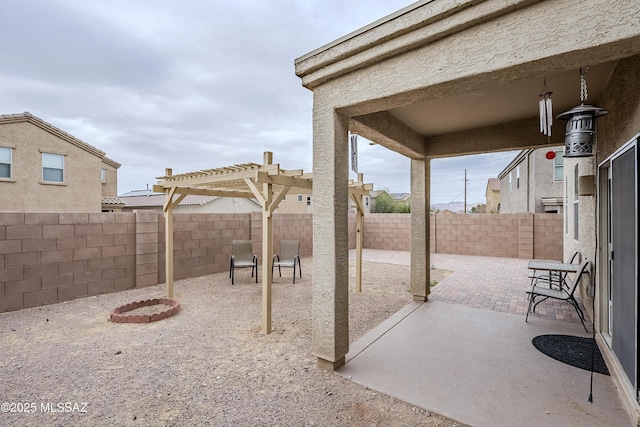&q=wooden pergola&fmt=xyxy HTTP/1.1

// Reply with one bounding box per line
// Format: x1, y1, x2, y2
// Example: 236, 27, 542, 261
153, 152, 371, 334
